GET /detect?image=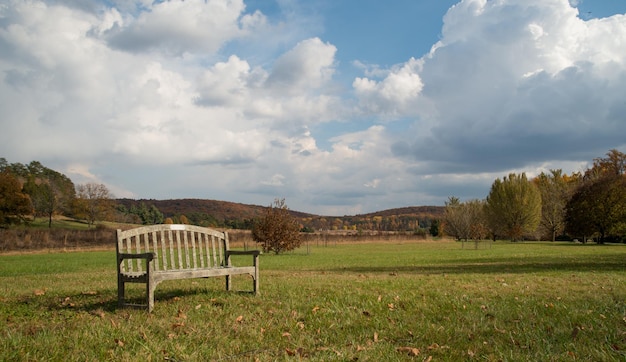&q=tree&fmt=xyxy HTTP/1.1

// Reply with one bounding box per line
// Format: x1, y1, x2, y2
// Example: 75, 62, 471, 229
0, 172, 33, 227
443, 197, 487, 243
565, 175, 626, 243
252, 198, 302, 254
429, 219, 440, 237
565, 150, 626, 243
585, 149, 626, 180
74, 183, 113, 227
3, 160, 75, 226
533, 170, 574, 241
443, 196, 465, 240
485, 173, 541, 241
23, 180, 56, 228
